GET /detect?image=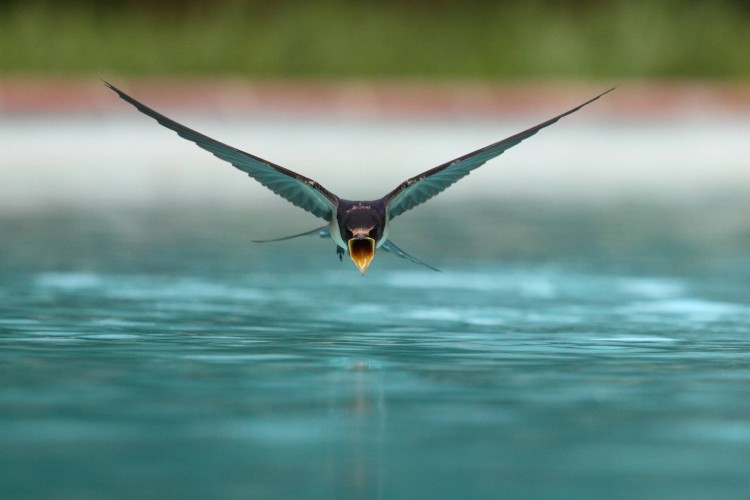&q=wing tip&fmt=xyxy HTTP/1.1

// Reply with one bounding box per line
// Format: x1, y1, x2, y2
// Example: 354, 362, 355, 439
586, 85, 618, 106
102, 79, 118, 93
